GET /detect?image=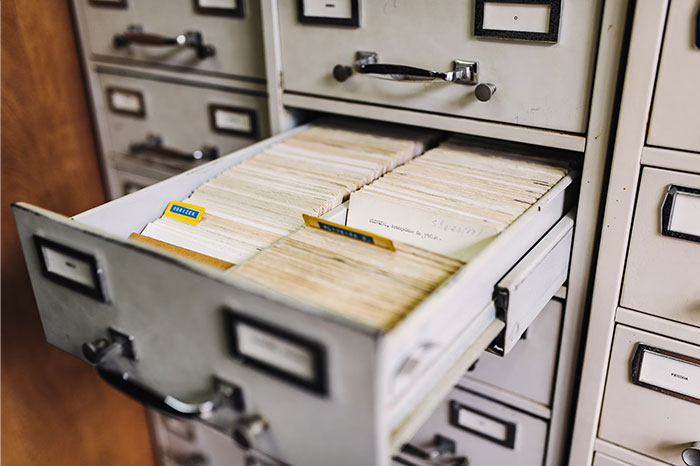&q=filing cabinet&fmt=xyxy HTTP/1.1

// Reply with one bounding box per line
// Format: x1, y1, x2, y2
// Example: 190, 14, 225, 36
592, 453, 633, 466
598, 325, 700, 465
80, 0, 265, 79
18, 0, 637, 464
570, 1, 700, 464
621, 168, 700, 329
